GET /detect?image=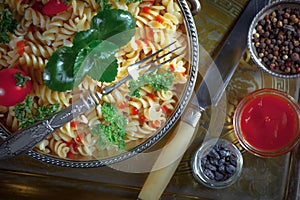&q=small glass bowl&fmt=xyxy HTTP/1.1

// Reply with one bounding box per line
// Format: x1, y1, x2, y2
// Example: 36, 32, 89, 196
248, 1, 300, 79
233, 88, 300, 158
192, 138, 243, 189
